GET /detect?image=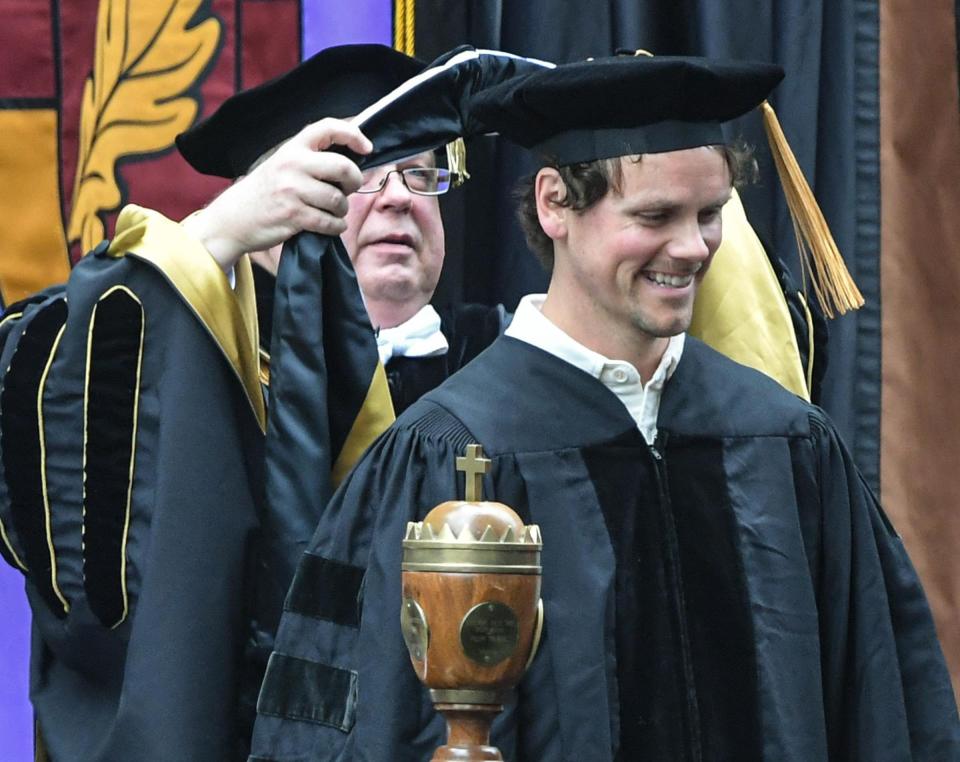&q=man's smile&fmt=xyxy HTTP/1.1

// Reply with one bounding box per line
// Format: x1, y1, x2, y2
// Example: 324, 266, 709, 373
640, 263, 703, 289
